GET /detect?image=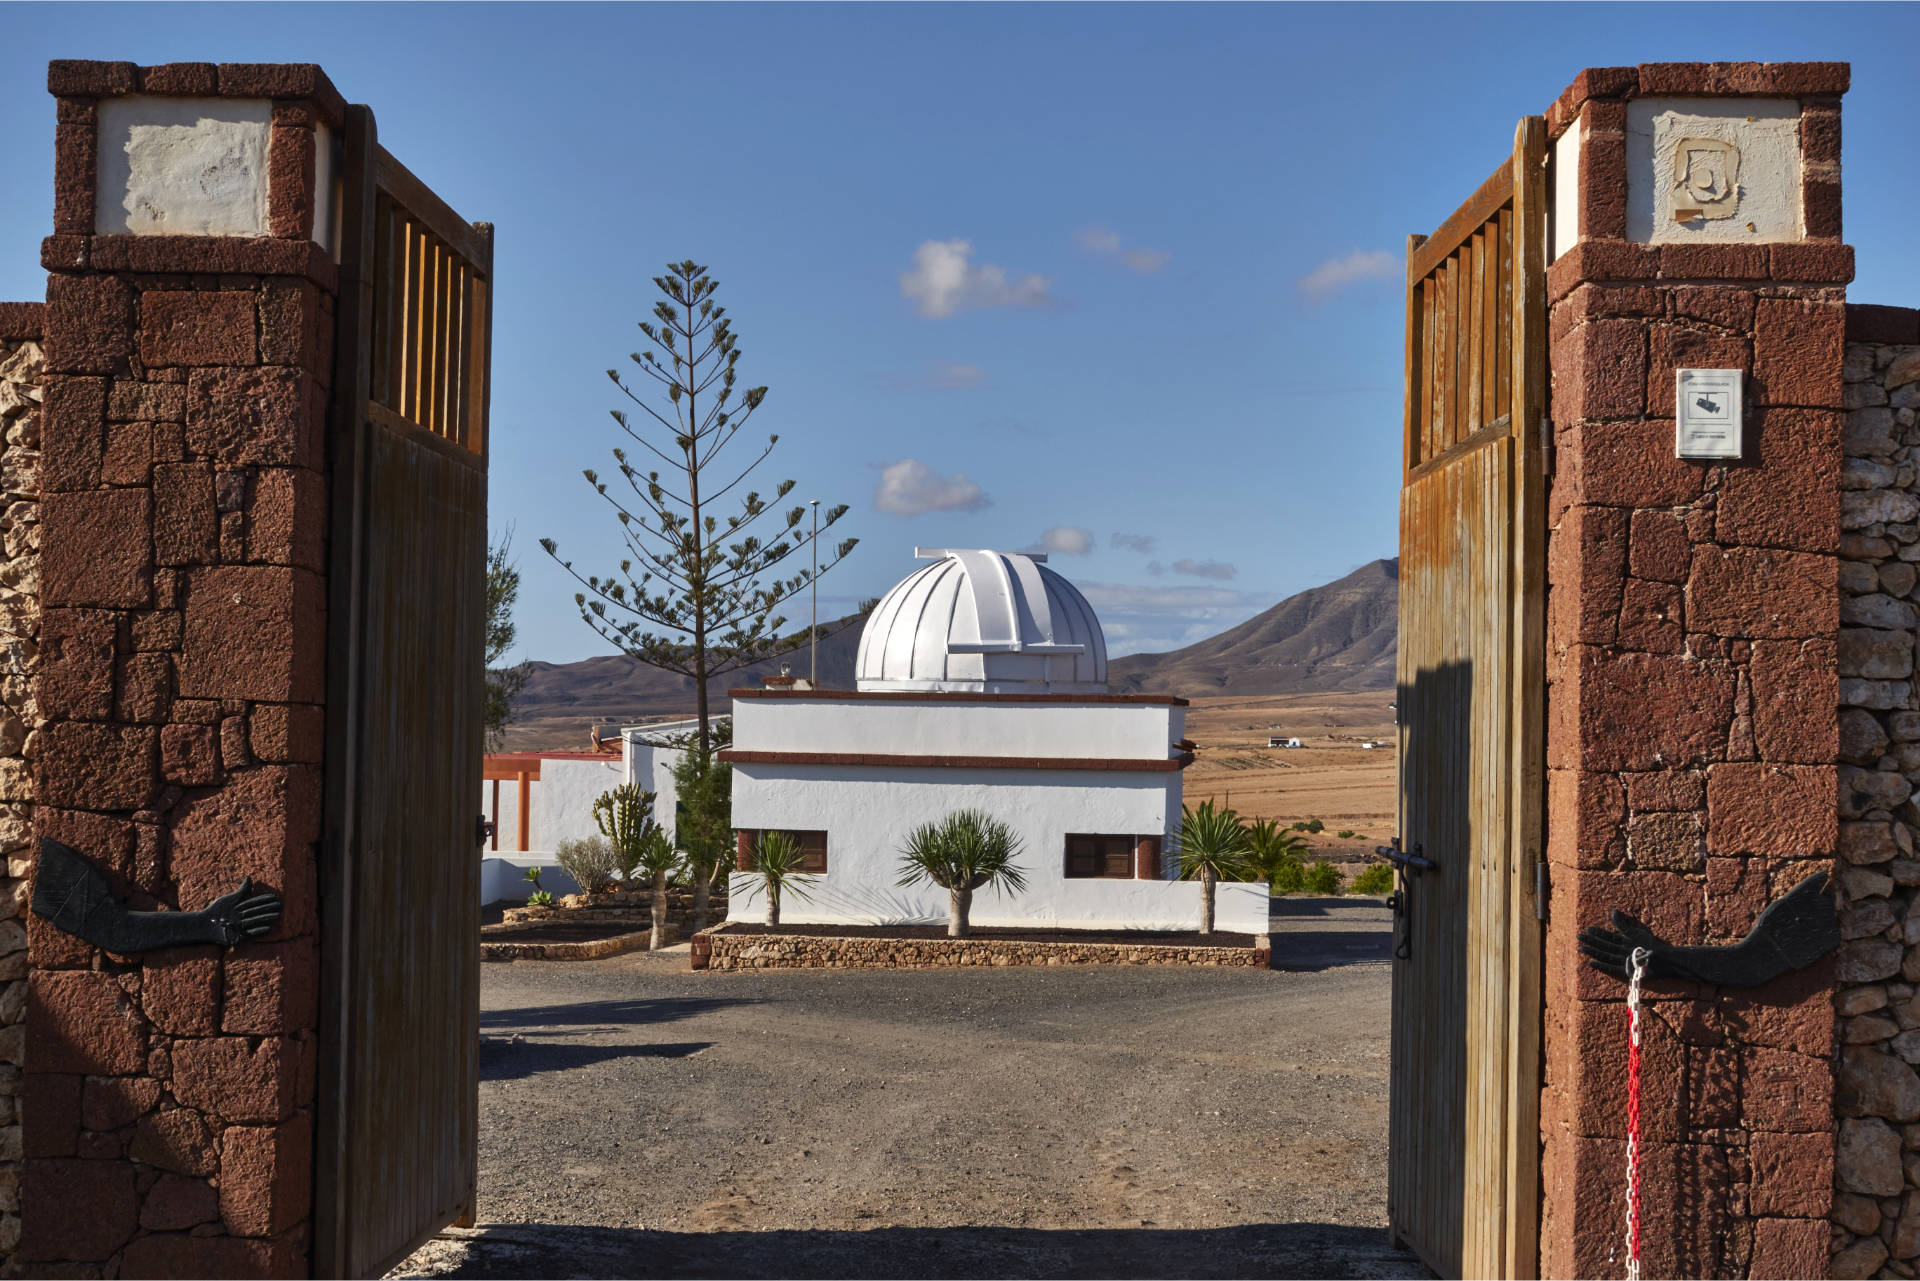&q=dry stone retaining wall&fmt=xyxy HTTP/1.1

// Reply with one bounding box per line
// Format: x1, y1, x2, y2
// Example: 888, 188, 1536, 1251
0, 315, 43, 1271
695, 924, 1270, 972
1831, 310, 1920, 1278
